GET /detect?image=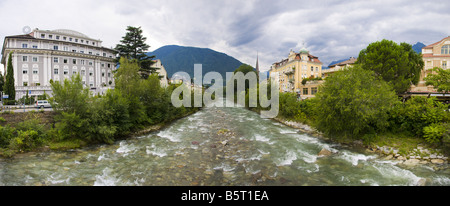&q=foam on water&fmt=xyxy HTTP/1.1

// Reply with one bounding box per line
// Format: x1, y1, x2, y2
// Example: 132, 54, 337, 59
116, 141, 137, 157
146, 145, 168, 157
276, 150, 298, 166
46, 173, 71, 185
339, 151, 376, 166
94, 167, 120, 186
279, 129, 298, 134
254, 134, 270, 142
297, 150, 317, 163
372, 161, 423, 186
157, 130, 181, 142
